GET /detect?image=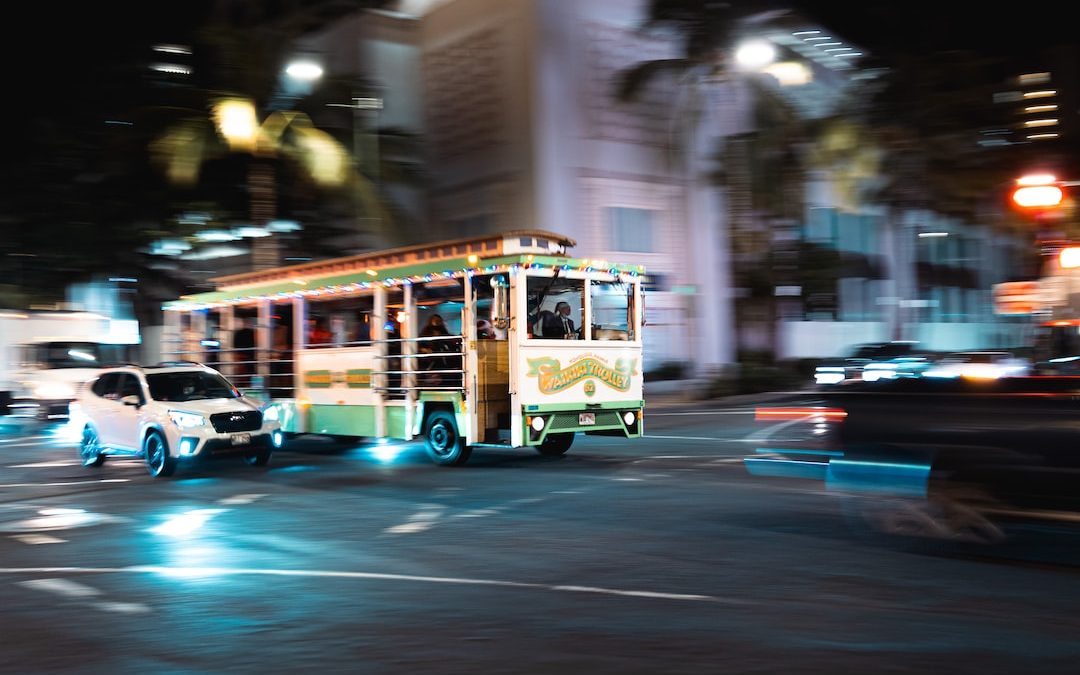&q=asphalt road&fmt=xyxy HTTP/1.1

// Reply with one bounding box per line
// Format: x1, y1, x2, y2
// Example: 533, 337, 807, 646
1, 403, 1079, 675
